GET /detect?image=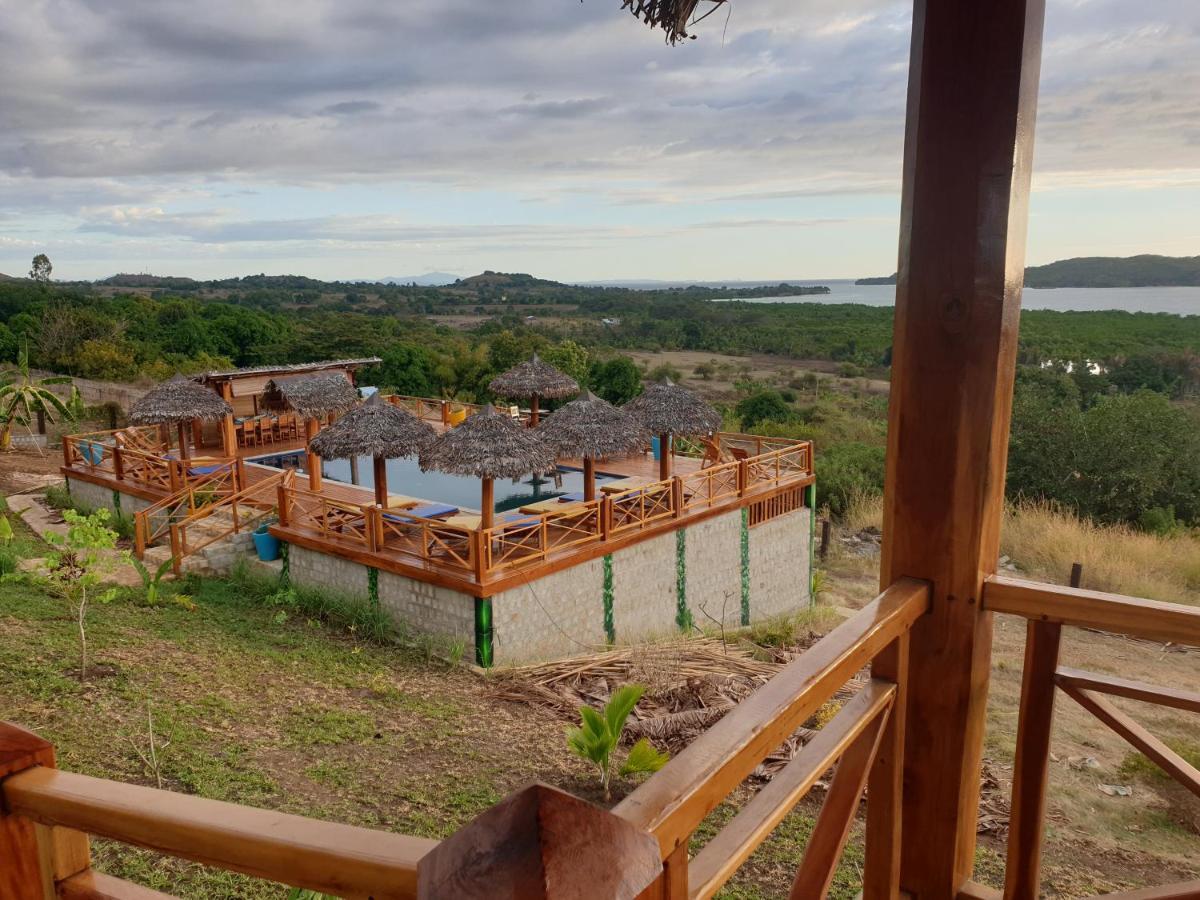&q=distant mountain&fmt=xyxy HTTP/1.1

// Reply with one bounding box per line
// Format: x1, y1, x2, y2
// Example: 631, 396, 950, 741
1024, 255, 1200, 288
856, 255, 1200, 289
455, 271, 560, 288
378, 272, 460, 286
101, 273, 200, 288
